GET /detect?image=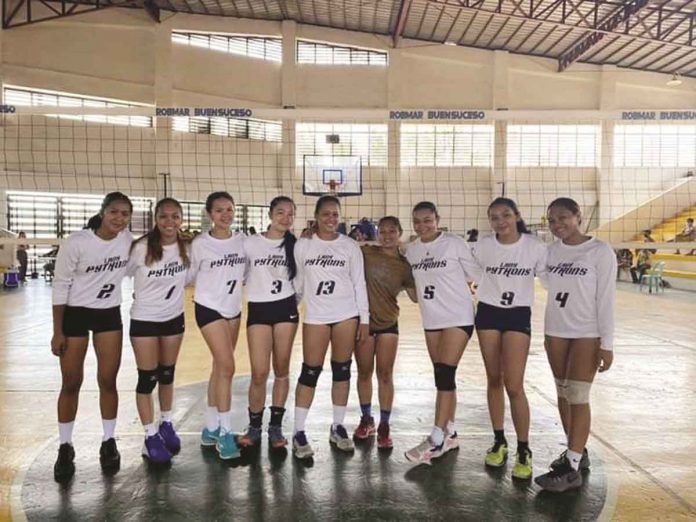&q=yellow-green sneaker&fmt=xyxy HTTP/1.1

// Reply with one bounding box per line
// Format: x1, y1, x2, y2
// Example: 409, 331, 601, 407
484, 441, 508, 467
512, 450, 533, 480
